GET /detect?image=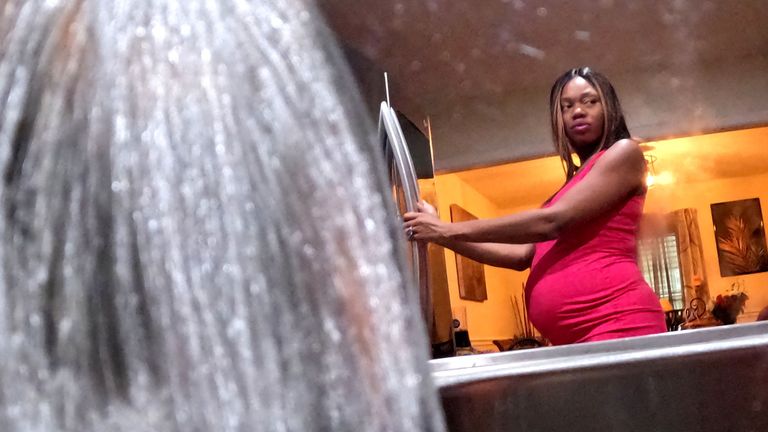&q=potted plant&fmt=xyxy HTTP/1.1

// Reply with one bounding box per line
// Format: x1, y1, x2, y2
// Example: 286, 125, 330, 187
711, 291, 749, 325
